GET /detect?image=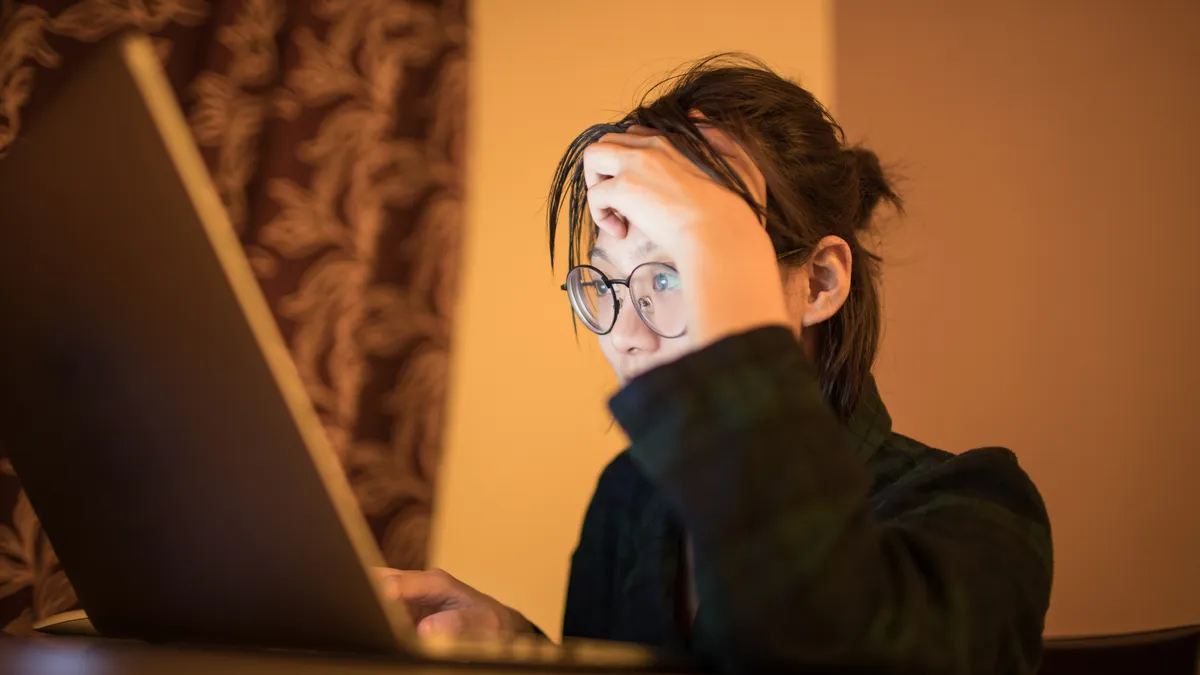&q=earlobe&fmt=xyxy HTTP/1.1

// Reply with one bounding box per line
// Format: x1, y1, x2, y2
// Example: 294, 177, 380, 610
800, 236, 853, 328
